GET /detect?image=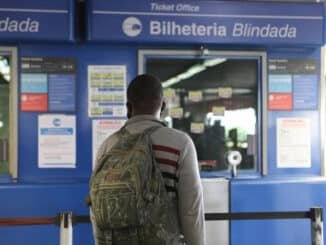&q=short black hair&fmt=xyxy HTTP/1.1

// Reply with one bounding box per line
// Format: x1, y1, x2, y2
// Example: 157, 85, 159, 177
127, 74, 163, 107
